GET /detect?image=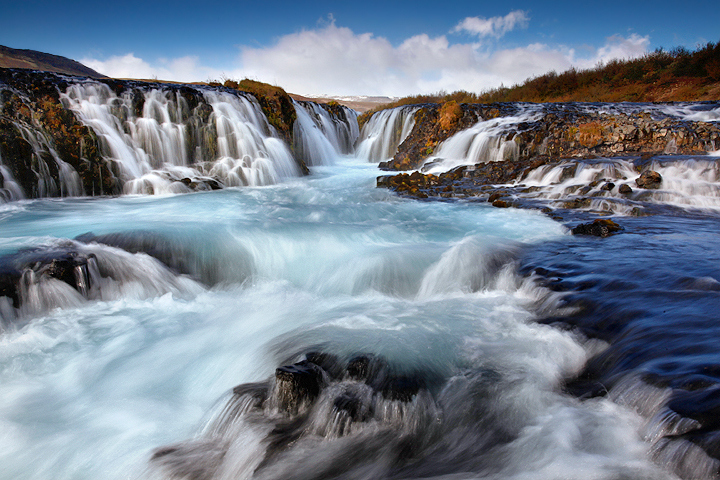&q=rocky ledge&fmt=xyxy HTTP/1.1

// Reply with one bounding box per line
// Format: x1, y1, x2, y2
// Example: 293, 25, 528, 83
379, 102, 720, 171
